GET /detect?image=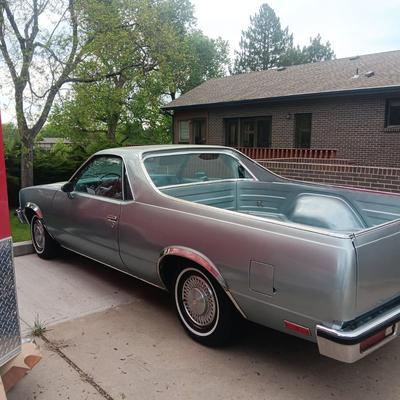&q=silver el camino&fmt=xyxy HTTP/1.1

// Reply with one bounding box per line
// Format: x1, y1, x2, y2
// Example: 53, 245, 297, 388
17, 145, 400, 363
